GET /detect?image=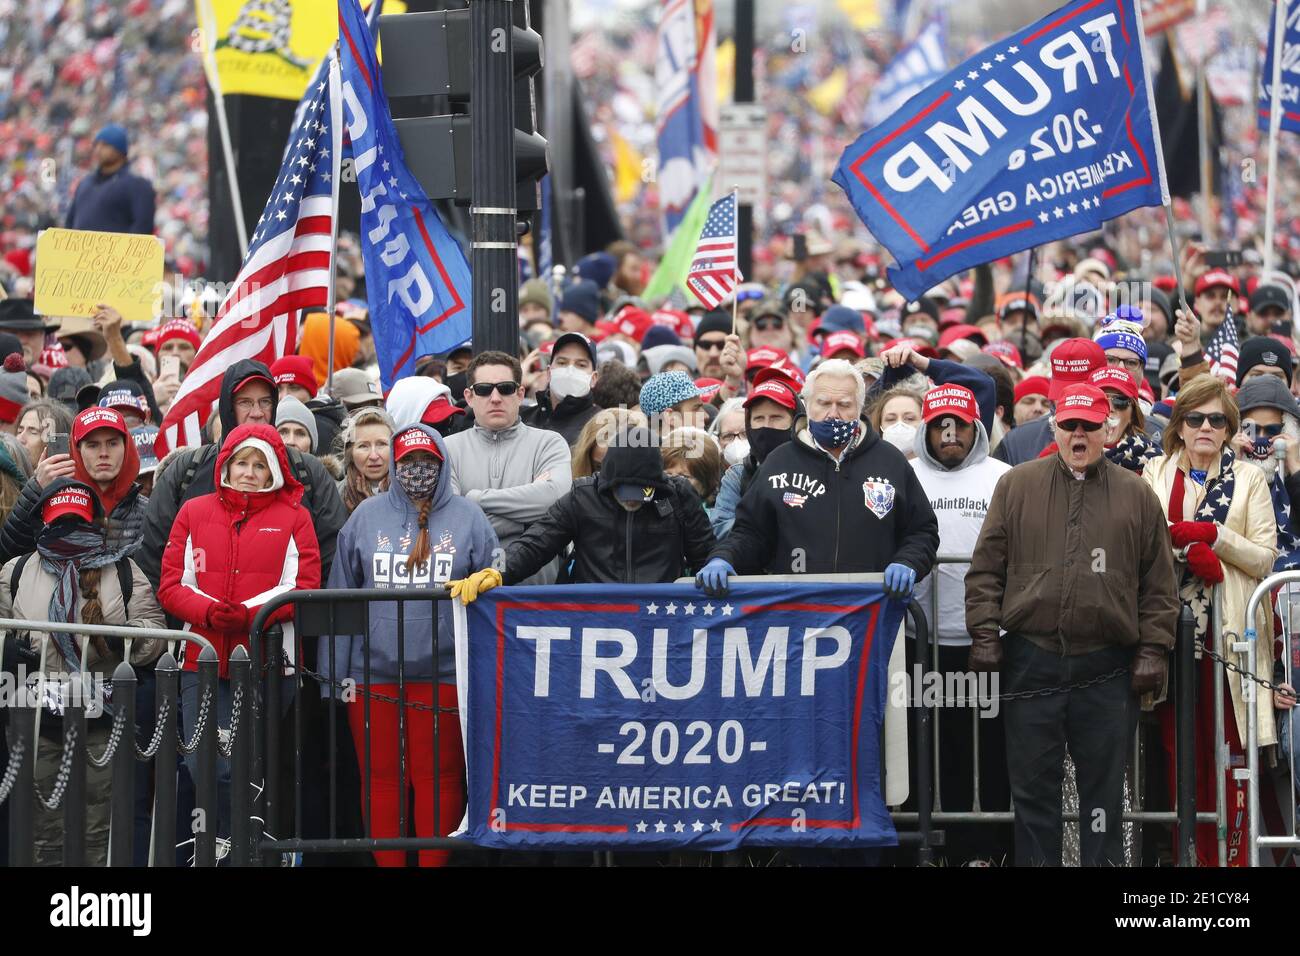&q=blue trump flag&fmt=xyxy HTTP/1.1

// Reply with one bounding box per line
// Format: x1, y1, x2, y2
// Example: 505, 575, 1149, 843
453, 581, 906, 850
338, 0, 472, 393
1258, 0, 1300, 136
833, 0, 1169, 302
